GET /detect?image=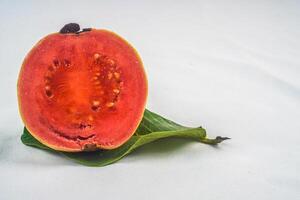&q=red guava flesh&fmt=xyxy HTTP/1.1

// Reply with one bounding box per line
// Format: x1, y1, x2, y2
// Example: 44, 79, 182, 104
18, 29, 148, 152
